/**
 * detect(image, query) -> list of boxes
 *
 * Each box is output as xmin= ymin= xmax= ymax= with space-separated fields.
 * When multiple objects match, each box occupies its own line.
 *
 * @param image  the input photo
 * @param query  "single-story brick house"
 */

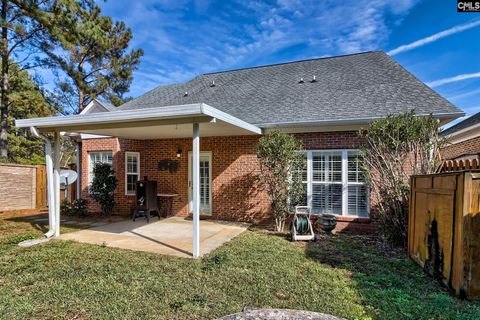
xmin=441 ymin=111 xmax=480 ymax=161
xmin=16 ymin=51 xmax=463 ymax=257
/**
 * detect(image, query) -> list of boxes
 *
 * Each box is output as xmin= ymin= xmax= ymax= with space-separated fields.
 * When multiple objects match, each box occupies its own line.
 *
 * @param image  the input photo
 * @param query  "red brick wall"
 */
xmin=441 ymin=136 xmax=480 ymax=160
xmin=143 ymin=136 xmax=270 ymax=223
xmin=80 ymin=138 xmax=146 ymax=214
xmin=294 ymin=131 xmax=363 ymax=149
xmin=80 ymin=131 xmax=372 ymax=231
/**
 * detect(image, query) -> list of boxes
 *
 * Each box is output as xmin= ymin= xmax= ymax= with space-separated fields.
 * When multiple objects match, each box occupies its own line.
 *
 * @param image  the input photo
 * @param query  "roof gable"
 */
xmin=80 ymin=99 xmax=116 ymax=115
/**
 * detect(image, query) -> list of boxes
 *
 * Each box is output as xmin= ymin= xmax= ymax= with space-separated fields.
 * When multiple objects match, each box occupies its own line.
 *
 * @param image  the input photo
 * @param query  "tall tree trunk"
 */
xmin=78 ymin=89 xmax=84 ymax=113
xmin=0 ymin=0 xmax=9 ymax=158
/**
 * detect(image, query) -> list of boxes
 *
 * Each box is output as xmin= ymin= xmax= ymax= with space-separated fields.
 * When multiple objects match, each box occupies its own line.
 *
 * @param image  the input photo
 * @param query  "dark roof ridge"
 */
xmin=202 ymin=51 xmax=383 ymax=76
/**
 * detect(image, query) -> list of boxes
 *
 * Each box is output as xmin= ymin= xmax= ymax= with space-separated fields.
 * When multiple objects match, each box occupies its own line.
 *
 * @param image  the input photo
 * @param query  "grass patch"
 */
xmin=0 ymin=214 xmax=479 ymax=319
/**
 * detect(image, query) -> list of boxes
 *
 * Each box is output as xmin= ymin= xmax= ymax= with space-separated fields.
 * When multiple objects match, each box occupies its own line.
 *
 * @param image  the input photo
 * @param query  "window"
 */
xmin=88 ymin=151 xmax=113 ymax=187
xmin=302 ymin=150 xmax=369 ymax=217
xmin=125 ymin=152 xmax=140 ymax=195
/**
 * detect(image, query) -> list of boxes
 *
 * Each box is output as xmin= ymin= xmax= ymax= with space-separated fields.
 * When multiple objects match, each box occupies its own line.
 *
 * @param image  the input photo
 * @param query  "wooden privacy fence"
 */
xmin=438 ymin=158 xmax=480 ymax=173
xmin=0 ymin=163 xmax=78 ymax=213
xmin=0 ymin=163 xmax=47 ymax=211
xmin=36 ymin=165 xmax=47 ymax=208
xmin=409 ymin=171 xmax=480 ymax=300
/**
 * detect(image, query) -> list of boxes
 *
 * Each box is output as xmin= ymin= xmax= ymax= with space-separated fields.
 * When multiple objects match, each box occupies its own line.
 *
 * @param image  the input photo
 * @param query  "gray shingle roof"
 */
xmin=118 ymin=51 xmax=463 ymax=127
xmin=441 ymin=111 xmax=480 ymax=136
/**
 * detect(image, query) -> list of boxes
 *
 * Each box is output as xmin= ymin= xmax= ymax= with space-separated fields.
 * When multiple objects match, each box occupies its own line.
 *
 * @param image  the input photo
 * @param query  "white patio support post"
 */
xmin=192 ymin=123 xmax=200 ymax=258
xmin=53 ymin=132 xmax=61 ymax=237
xmin=44 ymin=141 xmax=55 ymax=237
xmin=31 ymin=127 xmax=56 ymax=238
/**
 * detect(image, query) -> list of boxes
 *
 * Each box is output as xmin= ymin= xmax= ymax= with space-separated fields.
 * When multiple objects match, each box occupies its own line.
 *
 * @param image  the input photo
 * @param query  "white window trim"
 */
xmin=88 ymin=151 xmax=113 ymax=192
xmin=304 ymin=149 xmax=370 ymax=218
xmin=125 ymin=151 xmax=140 ymax=196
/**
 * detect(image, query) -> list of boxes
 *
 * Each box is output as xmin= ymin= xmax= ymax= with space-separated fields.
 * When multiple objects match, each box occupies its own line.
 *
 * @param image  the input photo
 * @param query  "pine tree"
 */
xmin=34 ymin=0 xmax=143 ymax=113
xmin=1 ymin=0 xmax=47 ymax=158
xmin=4 ymin=61 xmax=54 ymax=164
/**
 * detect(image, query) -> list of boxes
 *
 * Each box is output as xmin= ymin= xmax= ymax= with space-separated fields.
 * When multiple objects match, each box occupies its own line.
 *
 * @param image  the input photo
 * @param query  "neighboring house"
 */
xmin=17 ymin=51 xmax=464 ymax=237
xmin=441 ymin=111 xmax=480 ymax=161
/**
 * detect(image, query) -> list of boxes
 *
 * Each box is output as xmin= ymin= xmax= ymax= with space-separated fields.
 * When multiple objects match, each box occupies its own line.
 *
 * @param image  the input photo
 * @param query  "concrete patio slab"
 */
xmin=59 ymin=216 xmax=248 ymax=258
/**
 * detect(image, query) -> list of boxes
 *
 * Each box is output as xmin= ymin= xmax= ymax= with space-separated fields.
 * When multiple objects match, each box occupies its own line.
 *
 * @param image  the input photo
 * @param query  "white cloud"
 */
xmin=388 ymin=19 xmax=480 ymax=56
xmin=427 ymin=72 xmax=480 ymax=88
xmin=99 ymin=0 xmax=420 ymax=96
xmin=448 ymin=87 xmax=480 ymax=102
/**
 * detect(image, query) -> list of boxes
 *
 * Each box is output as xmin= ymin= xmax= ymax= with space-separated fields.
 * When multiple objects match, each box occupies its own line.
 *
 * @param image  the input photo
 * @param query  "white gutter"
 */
xmin=15 ymin=103 xmax=262 ymax=135
xmin=442 ymin=122 xmax=480 ymax=141
xmin=30 ymin=127 xmax=56 ymax=238
xmin=16 ymin=104 xmax=205 ymax=128
xmin=254 ymin=111 xmax=465 ymax=128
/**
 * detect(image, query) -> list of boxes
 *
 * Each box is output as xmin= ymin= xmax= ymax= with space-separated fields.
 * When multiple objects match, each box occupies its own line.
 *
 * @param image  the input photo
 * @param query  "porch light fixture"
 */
xmin=176 ymin=148 xmax=182 ymax=158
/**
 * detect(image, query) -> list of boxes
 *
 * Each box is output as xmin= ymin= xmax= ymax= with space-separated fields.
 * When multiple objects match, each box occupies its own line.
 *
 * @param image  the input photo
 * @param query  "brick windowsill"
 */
xmin=334 ymin=216 xmax=371 ymax=223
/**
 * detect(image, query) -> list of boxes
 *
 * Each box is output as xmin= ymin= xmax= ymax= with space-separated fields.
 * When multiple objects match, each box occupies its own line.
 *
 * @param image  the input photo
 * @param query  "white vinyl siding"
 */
xmin=88 ymin=151 xmax=113 ymax=187
xmin=302 ymin=150 xmax=369 ymax=217
xmin=125 ymin=152 xmax=140 ymax=195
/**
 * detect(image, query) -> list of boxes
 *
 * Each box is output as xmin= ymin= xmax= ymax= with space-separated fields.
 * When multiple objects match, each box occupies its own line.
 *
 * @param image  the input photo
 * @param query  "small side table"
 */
xmin=157 ymin=193 xmax=179 ymax=217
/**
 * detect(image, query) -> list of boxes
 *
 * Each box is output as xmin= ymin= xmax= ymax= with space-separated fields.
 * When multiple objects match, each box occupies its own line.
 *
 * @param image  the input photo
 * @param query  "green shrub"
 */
xmin=360 ymin=111 xmax=445 ymax=246
xmin=90 ymin=163 xmax=118 ymax=216
xmin=257 ymin=130 xmax=305 ymax=232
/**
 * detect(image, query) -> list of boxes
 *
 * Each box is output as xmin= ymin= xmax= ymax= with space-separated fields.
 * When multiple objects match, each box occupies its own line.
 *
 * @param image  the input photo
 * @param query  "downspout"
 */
xmin=53 ymin=131 xmax=61 ymax=237
xmin=30 ymin=127 xmax=56 ymax=238
xmin=72 ymin=139 xmax=81 ymax=200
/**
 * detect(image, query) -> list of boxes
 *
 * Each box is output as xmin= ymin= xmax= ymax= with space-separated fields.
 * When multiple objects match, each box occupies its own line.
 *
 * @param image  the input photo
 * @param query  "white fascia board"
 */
xmin=255 ymin=111 xmax=465 ymax=128
xmin=16 ymin=104 xmax=205 ymax=129
xmin=201 ymin=103 xmax=262 ymax=134
xmin=445 ymin=123 xmax=480 ymax=144
xmin=444 ymin=122 xmax=480 ymax=139
xmin=16 ymin=102 xmax=262 ymax=135
xmin=79 ymin=100 xmax=97 ymax=115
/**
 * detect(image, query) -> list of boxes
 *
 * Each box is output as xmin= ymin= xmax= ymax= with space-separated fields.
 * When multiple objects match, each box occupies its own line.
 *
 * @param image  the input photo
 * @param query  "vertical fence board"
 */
xmin=409 ymin=171 xmax=480 ymax=300
xmin=35 ymin=165 xmax=47 ymax=209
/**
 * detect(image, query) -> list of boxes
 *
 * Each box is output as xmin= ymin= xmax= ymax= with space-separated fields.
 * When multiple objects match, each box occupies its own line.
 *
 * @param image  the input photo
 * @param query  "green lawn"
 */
xmin=0 ymin=215 xmax=479 ymax=319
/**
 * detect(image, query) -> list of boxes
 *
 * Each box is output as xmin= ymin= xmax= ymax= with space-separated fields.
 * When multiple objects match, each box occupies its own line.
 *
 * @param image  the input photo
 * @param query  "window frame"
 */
xmin=303 ymin=149 xmax=370 ymax=218
xmin=88 ymin=151 xmax=113 ymax=191
xmin=125 ymin=151 xmax=140 ymax=196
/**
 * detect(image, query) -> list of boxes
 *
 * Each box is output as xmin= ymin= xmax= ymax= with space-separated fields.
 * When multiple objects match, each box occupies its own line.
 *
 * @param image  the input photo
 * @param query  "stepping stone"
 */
xmin=218 ymin=308 xmax=344 ymax=320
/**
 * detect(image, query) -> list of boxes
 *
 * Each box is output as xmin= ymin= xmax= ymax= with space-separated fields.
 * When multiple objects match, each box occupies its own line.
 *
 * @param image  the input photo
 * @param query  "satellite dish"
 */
xmin=60 ymin=170 xmax=78 ymax=187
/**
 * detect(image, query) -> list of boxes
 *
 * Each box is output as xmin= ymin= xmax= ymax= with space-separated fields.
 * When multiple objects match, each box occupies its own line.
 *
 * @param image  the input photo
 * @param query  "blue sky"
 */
xmin=97 ymin=0 xmax=480 ymax=127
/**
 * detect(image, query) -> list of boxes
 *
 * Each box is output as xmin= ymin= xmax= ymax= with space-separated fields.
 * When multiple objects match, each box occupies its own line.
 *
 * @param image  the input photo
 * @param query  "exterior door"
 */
xmin=188 ymin=152 xmax=212 ymax=214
